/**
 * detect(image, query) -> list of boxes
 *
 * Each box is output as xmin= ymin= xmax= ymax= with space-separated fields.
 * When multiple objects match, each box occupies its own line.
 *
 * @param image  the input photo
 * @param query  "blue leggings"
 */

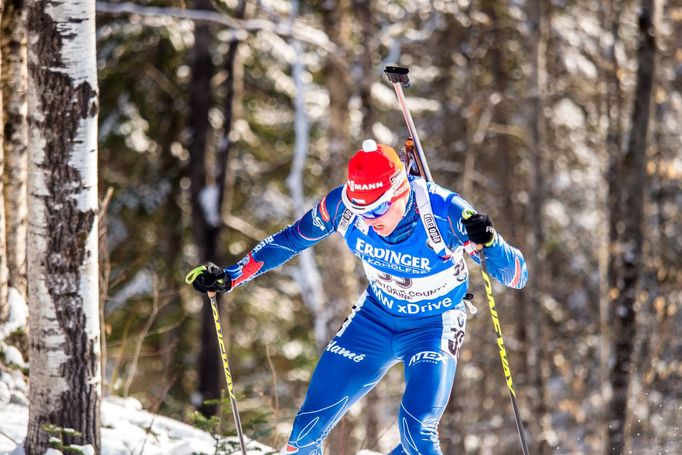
xmin=285 ymin=292 xmax=467 ymax=454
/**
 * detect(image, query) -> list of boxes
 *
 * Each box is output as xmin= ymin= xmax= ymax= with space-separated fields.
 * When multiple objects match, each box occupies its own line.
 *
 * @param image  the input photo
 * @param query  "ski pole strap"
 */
xmin=185 ymin=265 xmax=207 ymax=284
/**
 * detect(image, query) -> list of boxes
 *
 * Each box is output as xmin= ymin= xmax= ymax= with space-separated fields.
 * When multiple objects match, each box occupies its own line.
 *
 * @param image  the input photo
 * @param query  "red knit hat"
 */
xmin=345 ymin=139 xmax=407 ymax=206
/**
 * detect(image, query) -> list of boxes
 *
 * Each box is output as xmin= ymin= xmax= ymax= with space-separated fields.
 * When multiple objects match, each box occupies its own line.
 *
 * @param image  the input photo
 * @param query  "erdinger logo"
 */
xmin=348 ymin=180 xmax=384 ymax=191
xmin=356 ymin=239 xmax=430 ymax=270
xmin=423 ymin=213 xmax=443 ymax=244
xmin=409 ymin=351 xmax=447 ymax=366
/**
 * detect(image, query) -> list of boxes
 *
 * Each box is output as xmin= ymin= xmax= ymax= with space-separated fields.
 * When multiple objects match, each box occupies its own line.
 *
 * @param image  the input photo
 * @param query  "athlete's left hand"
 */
xmin=462 ymin=213 xmax=496 ymax=247
xmin=185 ymin=262 xmax=232 ymax=294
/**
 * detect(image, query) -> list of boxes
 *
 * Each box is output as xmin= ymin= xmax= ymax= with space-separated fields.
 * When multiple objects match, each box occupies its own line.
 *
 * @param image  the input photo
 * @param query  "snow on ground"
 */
xmin=0 ymin=288 xmax=30 ymax=411
xmin=0 ymin=396 xmax=277 ymax=455
xmin=0 ymin=288 xmax=28 ymax=342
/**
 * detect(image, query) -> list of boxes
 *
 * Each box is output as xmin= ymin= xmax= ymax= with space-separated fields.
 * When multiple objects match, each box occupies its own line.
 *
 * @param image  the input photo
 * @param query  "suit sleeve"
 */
xmin=225 ymin=186 xmax=346 ymax=289
xmin=443 ymin=192 xmax=528 ymax=290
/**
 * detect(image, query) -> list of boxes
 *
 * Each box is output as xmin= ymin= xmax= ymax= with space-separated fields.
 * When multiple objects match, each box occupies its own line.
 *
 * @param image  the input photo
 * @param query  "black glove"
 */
xmin=186 ymin=262 xmax=231 ymax=294
xmin=462 ymin=213 xmax=496 ymax=247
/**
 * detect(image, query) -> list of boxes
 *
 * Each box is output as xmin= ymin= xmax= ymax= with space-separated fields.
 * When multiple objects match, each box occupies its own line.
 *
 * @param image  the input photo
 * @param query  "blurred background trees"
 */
xmin=1 ymin=0 xmax=680 ymax=453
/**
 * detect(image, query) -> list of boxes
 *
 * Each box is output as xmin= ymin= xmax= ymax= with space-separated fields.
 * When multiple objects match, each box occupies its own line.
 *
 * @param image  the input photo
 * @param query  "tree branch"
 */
xmin=95 ymin=1 xmax=336 ymax=53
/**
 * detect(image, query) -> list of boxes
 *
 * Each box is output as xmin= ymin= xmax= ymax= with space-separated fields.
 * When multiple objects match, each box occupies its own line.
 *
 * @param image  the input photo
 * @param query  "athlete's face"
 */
xmin=363 ymin=192 xmax=409 ymax=237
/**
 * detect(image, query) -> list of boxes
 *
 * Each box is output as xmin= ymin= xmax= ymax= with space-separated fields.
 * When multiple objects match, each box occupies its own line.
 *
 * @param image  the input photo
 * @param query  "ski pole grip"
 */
xmin=384 ymin=66 xmax=410 ymax=87
xmin=461 ymin=209 xmax=484 ymax=251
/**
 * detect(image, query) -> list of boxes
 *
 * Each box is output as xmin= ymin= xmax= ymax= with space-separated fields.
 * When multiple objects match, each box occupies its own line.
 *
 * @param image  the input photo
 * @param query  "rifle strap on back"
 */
xmin=412 ymin=178 xmax=455 ymax=260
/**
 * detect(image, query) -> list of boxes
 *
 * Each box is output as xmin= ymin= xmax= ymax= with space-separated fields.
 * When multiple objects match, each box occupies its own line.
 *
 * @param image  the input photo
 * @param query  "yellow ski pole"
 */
xmin=463 ymin=210 xmax=530 ymax=455
xmin=186 ymin=268 xmax=248 ymax=455
xmin=208 ymin=291 xmax=248 ymax=455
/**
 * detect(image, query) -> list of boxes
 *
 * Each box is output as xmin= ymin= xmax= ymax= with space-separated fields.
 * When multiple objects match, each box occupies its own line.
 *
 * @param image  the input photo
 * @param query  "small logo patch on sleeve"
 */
xmin=232 ymin=253 xmax=264 ymax=287
xmin=319 ymin=196 xmax=330 ymax=222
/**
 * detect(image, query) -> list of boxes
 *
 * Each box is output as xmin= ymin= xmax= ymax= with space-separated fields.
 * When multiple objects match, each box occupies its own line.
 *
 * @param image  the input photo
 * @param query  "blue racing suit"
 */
xmin=226 ymin=178 xmax=527 ymax=454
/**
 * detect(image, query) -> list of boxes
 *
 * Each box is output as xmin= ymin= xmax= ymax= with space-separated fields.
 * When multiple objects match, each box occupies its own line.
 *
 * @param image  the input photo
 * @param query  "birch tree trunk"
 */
xmin=2 ymin=0 xmax=29 ymax=302
xmin=26 ymin=0 xmax=101 ymax=453
xmin=606 ymin=1 xmax=656 ymax=453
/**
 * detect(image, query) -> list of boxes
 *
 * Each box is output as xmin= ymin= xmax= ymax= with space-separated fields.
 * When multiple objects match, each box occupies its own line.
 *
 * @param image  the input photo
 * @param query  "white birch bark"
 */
xmin=26 ymin=0 xmax=100 ymax=452
xmin=1 ymin=0 xmax=29 ymax=301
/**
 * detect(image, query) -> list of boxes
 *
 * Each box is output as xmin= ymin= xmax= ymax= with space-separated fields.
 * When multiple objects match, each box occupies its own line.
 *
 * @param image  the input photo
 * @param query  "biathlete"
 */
xmin=188 ymin=139 xmax=527 ymax=454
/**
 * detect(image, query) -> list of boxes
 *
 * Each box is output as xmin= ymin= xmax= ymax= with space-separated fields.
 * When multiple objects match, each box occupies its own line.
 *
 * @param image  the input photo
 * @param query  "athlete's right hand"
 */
xmin=185 ymin=262 xmax=232 ymax=294
xmin=462 ymin=211 xmax=496 ymax=247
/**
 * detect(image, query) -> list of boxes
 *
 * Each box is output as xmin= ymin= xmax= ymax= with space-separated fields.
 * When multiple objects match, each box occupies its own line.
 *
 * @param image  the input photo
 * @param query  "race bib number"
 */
xmin=441 ymin=309 xmax=467 ymax=359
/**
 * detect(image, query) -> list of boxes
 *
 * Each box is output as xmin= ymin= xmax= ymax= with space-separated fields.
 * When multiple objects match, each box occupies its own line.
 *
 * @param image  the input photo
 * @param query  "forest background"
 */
xmin=0 ymin=0 xmax=680 ymax=454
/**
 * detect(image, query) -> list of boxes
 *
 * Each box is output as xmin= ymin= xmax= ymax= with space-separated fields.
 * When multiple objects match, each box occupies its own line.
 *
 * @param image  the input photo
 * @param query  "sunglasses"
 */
xmin=359 ymin=200 xmax=393 ymax=219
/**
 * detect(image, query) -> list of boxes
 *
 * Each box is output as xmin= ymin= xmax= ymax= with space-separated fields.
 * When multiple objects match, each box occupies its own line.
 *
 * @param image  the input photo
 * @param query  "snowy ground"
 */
xmin=0 ymin=395 xmax=279 ymax=455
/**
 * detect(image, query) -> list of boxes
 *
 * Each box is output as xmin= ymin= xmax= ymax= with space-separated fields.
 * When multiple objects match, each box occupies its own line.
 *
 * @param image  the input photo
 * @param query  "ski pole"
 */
xmin=463 ymin=213 xmax=530 ymax=455
xmin=384 ymin=65 xmax=531 ymax=455
xmin=186 ymin=265 xmax=248 ymax=455
xmin=206 ymin=291 xmax=248 ymax=455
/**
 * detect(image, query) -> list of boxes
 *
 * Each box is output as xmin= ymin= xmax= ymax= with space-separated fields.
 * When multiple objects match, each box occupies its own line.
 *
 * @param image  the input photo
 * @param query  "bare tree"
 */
xmin=25 ymin=0 xmax=101 ymax=452
xmin=0 ymin=0 xmax=7 ymax=323
xmin=187 ymin=0 xmax=222 ymax=417
xmin=319 ymin=1 xmax=361 ymax=452
xmin=189 ymin=0 xmax=249 ymax=418
xmin=350 ymin=0 xmax=382 ymax=445
xmin=2 ymin=0 xmax=29 ymax=302
xmin=606 ymin=1 xmax=657 ymax=453
xmin=600 ymin=0 xmax=623 ymax=449
xmin=526 ymin=0 xmax=550 ymax=452
xmin=352 ymin=0 xmax=375 ymax=140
